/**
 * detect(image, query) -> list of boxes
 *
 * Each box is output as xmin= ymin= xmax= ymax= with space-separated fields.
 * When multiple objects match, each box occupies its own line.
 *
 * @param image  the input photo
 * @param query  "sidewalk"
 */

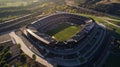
xmin=9 ymin=32 xmax=53 ymax=67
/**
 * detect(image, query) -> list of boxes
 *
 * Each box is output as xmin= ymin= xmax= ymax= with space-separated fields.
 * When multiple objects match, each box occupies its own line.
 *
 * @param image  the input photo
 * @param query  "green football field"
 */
xmin=46 ymin=23 xmax=82 ymax=41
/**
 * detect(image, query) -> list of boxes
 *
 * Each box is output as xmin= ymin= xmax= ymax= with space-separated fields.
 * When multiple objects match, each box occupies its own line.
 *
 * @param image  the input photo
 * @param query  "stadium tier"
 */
xmin=25 ymin=13 xmax=94 ymax=45
xmin=22 ymin=13 xmax=109 ymax=67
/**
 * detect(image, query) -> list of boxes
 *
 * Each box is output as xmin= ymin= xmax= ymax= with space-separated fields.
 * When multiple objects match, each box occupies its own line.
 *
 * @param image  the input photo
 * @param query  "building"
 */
xmin=11 ymin=13 xmax=111 ymax=67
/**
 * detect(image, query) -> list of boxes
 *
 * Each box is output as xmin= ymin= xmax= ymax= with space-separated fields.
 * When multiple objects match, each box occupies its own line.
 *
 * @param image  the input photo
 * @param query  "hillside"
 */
xmin=66 ymin=0 xmax=120 ymax=5
xmin=65 ymin=0 xmax=120 ymax=16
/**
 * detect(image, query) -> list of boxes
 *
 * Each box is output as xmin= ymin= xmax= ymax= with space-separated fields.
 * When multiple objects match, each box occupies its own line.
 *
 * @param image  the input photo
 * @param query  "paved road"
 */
xmin=103 ymin=17 xmax=120 ymax=21
xmin=9 ymin=32 xmax=53 ymax=67
xmin=98 ymin=17 xmax=120 ymax=28
xmin=0 ymin=4 xmax=119 ymax=35
xmin=0 ymin=15 xmax=44 ymax=35
xmin=75 ymin=5 xmax=120 ymax=28
xmin=0 ymin=19 xmax=29 ymax=30
xmin=70 ymin=5 xmax=120 ymax=28
xmin=0 ymin=6 xmax=47 ymax=34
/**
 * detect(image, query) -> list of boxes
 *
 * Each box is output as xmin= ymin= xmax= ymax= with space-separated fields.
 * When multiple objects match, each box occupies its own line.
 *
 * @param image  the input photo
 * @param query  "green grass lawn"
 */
xmin=0 ymin=0 xmax=33 ymax=8
xmin=107 ymin=19 xmax=120 ymax=26
xmin=79 ymin=14 xmax=120 ymax=35
xmin=108 ymin=16 xmax=120 ymax=20
xmin=46 ymin=23 xmax=82 ymax=41
xmin=46 ymin=23 xmax=71 ymax=36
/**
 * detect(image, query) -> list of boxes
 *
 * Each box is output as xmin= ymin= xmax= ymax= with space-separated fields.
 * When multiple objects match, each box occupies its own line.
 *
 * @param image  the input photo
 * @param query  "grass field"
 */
xmin=0 ymin=0 xmax=33 ymax=8
xmin=107 ymin=19 xmax=120 ymax=26
xmin=79 ymin=14 xmax=120 ymax=36
xmin=46 ymin=23 xmax=82 ymax=41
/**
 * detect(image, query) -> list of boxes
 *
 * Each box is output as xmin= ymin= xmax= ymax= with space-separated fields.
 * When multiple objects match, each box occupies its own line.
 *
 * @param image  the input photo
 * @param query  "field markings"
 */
xmin=46 ymin=22 xmax=82 ymax=41
xmin=53 ymin=25 xmax=81 ymax=41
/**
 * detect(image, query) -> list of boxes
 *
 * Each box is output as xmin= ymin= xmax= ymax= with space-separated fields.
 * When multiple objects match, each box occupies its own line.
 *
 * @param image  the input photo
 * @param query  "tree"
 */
xmin=4 ymin=52 xmax=12 ymax=60
xmin=20 ymin=53 xmax=27 ymax=64
xmin=15 ymin=62 xmax=20 ymax=67
xmin=18 ymin=43 xmax=21 ymax=49
xmin=0 ymin=61 xmax=5 ymax=67
xmin=3 ymin=46 xmax=10 ymax=53
xmin=32 ymin=54 xmax=36 ymax=61
xmin=3 ymin=64 xmax=9 ymax=67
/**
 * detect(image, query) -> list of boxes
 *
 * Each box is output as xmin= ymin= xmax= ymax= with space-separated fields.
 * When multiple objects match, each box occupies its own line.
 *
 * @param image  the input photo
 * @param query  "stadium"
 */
xmin=22 ymin=13 xmax=108 ymax=67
